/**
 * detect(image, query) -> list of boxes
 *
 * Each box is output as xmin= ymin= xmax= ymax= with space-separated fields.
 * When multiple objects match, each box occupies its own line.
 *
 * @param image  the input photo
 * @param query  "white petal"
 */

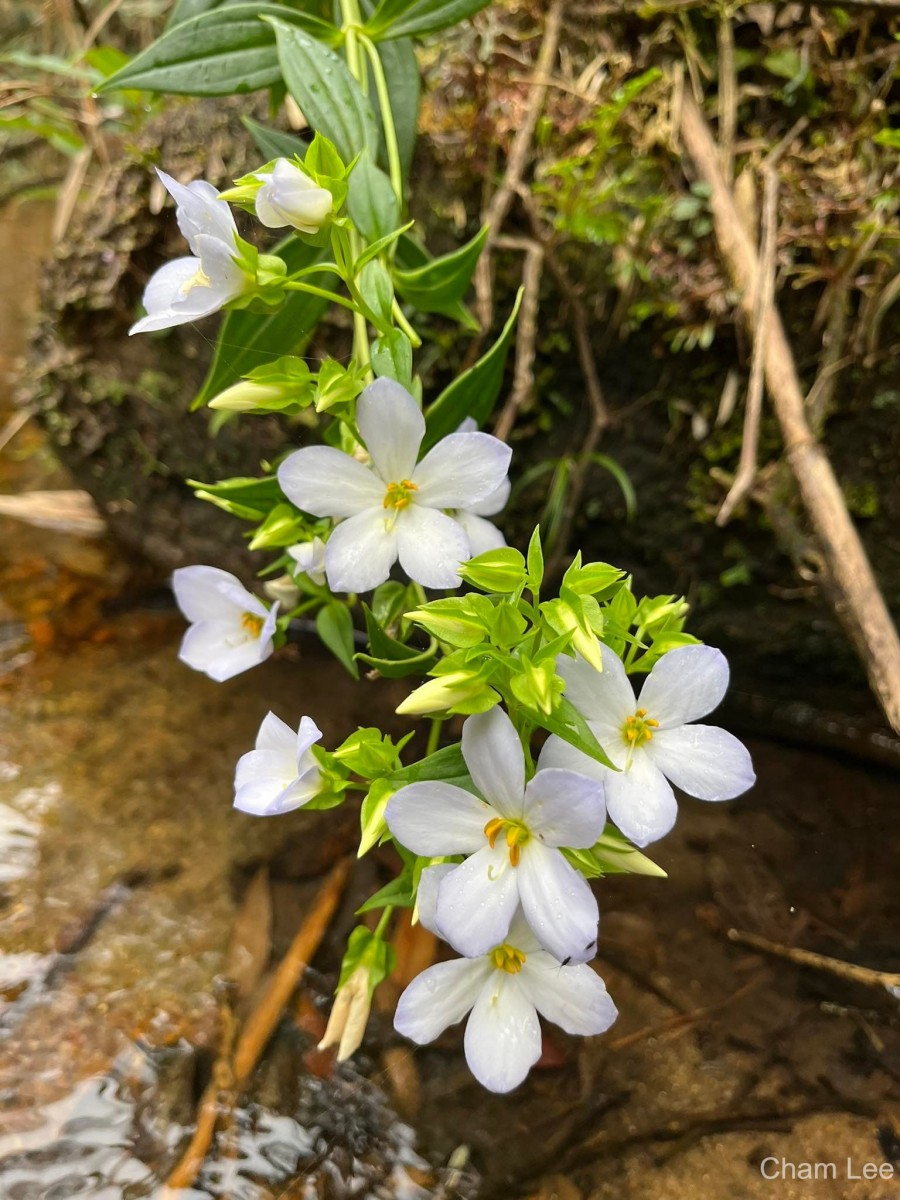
xmin=139 ymin=255 xmax=201 ymax=313
xmin=519 ymin=958 xmax=618 ymax=1036
xmin=468 ymin=477 xmax=511 ymax=518
xmin=412 ymin=433 xmax=511 ymax=509
xmin=463 ymin=973 xmax=541 ymax=1093
xmin=288 ymin=537 xmax=327 ymax=585
xmin=157 ymin=169 xmax=237 ymax=250
xmin=385 ymin=783 xmax=491 ymax=856
xmin=416 ymin=864 xmax=456 ymax=937
xmin=324 ymin=508 xmax=399 ymax=593
xmin=172 ymin=565 xmax=245 ymax=622
xmin=536 ymin=735 xmax=613 ymax=787
xmin=557 ymin=652 xmax=634 ymax=756
xmin=356 ymin=379 xmax=425 ymax=483
xmin=178 ymin=620 xmax=273 ymax=682
xmin=192 ymin=233 xmax=246 ymax=298
xmin=394 ymin=958 xmax=490 ymax=1044
xmin=278 ymin=446 xmax=383 ymax=518
xmin=456 ymin=512 xmax=506 ymax=556
xmin=255 ymin=711 xmax=297 ymax=753
xmin=605 ymin=752 xmax=677 ymax=846
xmin=295 ymin=714 xmax=323 ymax=768
xmin=233 ymin=748 xmax=319 ymax=814
xmin=255 ymin=161 xmax=332 ymax=232
xmin=461 ymin=708 xmax=526 ymax=819
xmin=235 ymin=746 xmax=295 ymax=792
xmin=647 ymin=724 xmax=755 ymax=801
xmin=436 ymin=845 xmax=520 ymax=957
xmin=638 ymin=644 xmax=730 ymax=728
xmin=516 ymin=840 xmax=599 ymax=963
xmin=522 ymin=768 xmax=606 ymax=848
xmin=395 ymin=505 xmax=469 ymax=589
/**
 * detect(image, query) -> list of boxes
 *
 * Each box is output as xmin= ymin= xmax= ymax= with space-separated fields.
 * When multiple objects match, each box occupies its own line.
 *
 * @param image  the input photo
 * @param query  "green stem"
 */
xmin=283 ymin=280 xmax=364 ymax=315
xmin=425 ymin=717 xmax=444 ymax=757
xmin=359 ymin=33 xmax=404 ymax=205
xmin=373 ymin=905 xmax=394 ymax=941
xmin=391 ymin=298 xmax=421 ymax=348
xmin=340 ymin=0 xmax=373 ymax=375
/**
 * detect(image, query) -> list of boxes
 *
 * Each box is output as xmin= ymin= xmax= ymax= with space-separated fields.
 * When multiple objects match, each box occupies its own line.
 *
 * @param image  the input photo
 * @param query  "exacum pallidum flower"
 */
xmin=130 ymin=170 xmax=251 ymax=334
xmin=277 ymin=379 xmax=512 ymax=592
xmin=288 ymin=537 xmax=327 ymax=586
xmin=385 ymin=707 xmax=605 ymax=962
xmin=395 ymin=870 xmax=618 ymax=1093
xmin=172 ymin=565 xmax=278 ymax=682
xmin=539 ymin=644 xmax=756 ymax=847
xmin=233 ymin=711 xmax=323 ymax=816
xmin=255 ymin=158 xmax=333 ymax=233
xmin=452 ymin=479 xmax=510 ymax=556
xmin=318 ymin=965 xmax=373 ymax=1061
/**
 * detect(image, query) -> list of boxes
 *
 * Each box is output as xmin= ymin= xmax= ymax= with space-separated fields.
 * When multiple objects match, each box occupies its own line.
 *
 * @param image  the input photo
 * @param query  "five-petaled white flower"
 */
xmin=539 ymin=644 xmax=755 ymax=847
xmin=130 ymin=170 xmax=250 ymax=335
xmin=277 ymin=379 xmax=512 ymax=593
xmin=450 ymin=418 xmax=508 ymax=553
xmin=172 ymin=565 xmax=279 ymax=682
xmin=234 ymin=711 xmax=323 ymax=816
xmin=395 ymin=868 xmax=618 ymax=1093
xmin=288 ymin=537 xmax=327 ymax=586
xmin=385 ymin=706 xmax=605 ymax=963
xmin=255 ymin=158 xmax=333 ymax=233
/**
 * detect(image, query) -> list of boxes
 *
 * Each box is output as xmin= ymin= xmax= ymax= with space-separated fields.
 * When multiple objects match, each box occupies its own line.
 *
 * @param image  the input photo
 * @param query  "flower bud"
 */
xmin=318 ymin=965 xmax=372 ymax=1061
xmin=207 ymin=379 xmax=291 ymax=412
xmin=255 ymin=159 xmax=333 ymax=233
xmin=396 ymin=670 xmax=492 ymax=716
xmin=457 ymin=547 xmax=526 ymax=594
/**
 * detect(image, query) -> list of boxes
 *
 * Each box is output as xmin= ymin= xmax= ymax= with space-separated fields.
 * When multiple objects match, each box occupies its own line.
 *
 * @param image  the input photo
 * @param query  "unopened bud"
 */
xmin=318 ymin=966 xmax=372 ymax=1061
xmin=255 ymin=159 xmax=333 ymax=233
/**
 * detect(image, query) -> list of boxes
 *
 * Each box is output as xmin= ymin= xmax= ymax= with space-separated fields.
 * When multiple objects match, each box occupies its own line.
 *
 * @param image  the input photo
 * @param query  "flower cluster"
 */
xmin=138 ymin=144 xmax=756 ymax=1095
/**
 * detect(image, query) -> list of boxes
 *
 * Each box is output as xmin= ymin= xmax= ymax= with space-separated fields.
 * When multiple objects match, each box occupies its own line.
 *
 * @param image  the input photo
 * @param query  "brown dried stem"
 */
xmin=728 ymin=928 xmax=900 ymax=992
xmin=492 ymin=235 xmax=544 ymax=442
xmin=681 ymin=90 xmax=900 ymax=734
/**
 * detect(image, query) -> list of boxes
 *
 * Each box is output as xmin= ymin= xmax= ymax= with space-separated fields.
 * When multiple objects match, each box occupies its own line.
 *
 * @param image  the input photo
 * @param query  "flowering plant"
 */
xmin=104 ymin=0 xmax=755 ymax=1093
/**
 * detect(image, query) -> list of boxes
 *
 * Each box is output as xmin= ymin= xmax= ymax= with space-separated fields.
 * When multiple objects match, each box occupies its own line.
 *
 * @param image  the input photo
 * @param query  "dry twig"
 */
xmin=492 ymin=235 xmax=544 ymax=442
xmin=728 ymin=928 xmax=900 ymax=993
xmin=681 ymin=91 xmax=900 ymax=733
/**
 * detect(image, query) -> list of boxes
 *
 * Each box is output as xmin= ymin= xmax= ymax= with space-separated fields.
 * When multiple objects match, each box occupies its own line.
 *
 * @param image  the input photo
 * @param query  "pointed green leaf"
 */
xmin=365 ymin=0 xmax=492 ymax=40
xmin=242 ymin=116 xmax=308 ymax=160
xmin=317 ymin=603 xmax=360 ymax=678
xmin=394 ymin=224 xmax=487 ymax=313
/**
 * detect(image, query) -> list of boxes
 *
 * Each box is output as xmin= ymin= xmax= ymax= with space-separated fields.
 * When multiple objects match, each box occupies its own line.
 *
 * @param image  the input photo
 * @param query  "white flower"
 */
xmin=288 ymin=537 xmax=327 ymax=586
xmin=385 ymin=707 xmax=605 ymax=962
xmin=453 ymin=478 xmax=510 ymax=555
xmin=172 ymin=565 xmax=279 ymax=682
xmin=539 ymin=644 xmax=756 ymax=848
xmin=234 ymin=711 xmax=322 ymax=815
xmin=277 ymin=379 xmax=512 ymax=592
xmin=255 ymin=158 xmax=333 ymax=233
xmin=130 ymin=170 xmax=250 ymax=335
xmin=318 ymin=965 xmax=373 ymax=1061
xmin=395 ymin=874 xmax=617 ymax=1093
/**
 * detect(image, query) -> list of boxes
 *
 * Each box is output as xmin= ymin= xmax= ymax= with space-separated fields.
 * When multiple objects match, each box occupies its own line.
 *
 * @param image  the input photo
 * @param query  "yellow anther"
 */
xmin=483 ymin=816 xmax=529 ymax=866
xmin=484 ymin=816 xmax=505 ymax=848
xmin=241 ymin=611 xmax=265 ymax=638
xmin=622 ymin=708 xmax=660 ymax=748
xmin=490 ymin=944 xmax=527 ymax=974
xmin=383 ymin=479 xmax=418 ymax=510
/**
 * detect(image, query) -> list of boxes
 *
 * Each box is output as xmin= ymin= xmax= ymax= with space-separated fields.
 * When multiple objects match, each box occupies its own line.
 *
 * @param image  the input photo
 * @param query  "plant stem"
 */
xmin=339 ymin=0 xmax=373 ymax=374
xmin=391 ymin=297 xmax=421 ymax=347
xmin=359 ymin=33 xmax=404 ymax=205
xmin=373 ymin=905 xmax=394 ymax=941
xmin=283 ymin=280 xmax=364 ymax=316
xmin=425 ymin=717 xmax=444 ymax=757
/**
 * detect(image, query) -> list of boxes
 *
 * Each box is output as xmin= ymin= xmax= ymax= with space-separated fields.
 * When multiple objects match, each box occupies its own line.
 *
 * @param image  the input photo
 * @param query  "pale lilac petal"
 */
xmin=456 ymin=512 xmax=506 ymax=556
xmin=516 ymin=840 xmax=599 ymax=963
xmin=394 ymin=958 xmax=490 ymax=1044
xmin=234 ymin=747 xmax=294 ymax=793
xmin=412 ymin=433 xmax=511 ymax=509
xmin=386 ymin=783 xmax=491 ymax=856
xmin=178 ymin=619 xmax=273 ymax=681
xmin=605 ymin=752 xmax=677 ymax=846
xmin=519 ymin=958 xmax=618 ymax=1036
xmin=463 ymin=974 xmax=541 ymax=1093
xmin=172 ymin=565 xmax=245 ymax=622
xmin=436 ymin=845 xmax=520 ymax=957
xmin=461 ymin=708 xmax=526 ymax=819
xmin=255 ymin=711 xmax=296 ymax=753
xmin=638 ymin=645 xmax=729 ymax=728
xmin=234 ymin=767 xmax=319 ymax=816
xmin=468 ymin=477 xmax=510 ymax=518
xmin=278 ymin=446 xmax=384 ymax=518
xmin=295 ymin=714 xmax=323 ymax=767
xmin=324 ymin=508 xmax=398 ymax=593
xmin=506 ymin=909 xmax=543 ymax=955
xmin=522 ymin=768 xmax=606 ymax=848
xmin=357 ymin=379 xmax=425 ymax=483
xmin=557 ymin=652 xmax=633 ymax=755
xmin=416 ymin=864 xmax=456 ymax=936
xmin=395 ymin=505 xmax=469 ymax=589
xmin=647 ymin=724 xmax=755 ymax=801
xmin=536 ymin=735 xmax=613 ymax=786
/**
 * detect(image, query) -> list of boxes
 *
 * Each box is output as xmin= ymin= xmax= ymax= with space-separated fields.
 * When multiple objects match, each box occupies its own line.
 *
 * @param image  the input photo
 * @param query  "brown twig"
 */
xmin=606 ymin=974 xmax=766 ymax=1053
xmin=716 ymin=13 xmax=737 ymax=182
xmin=473 ymin=0 xmax=565 ymax=339
xmin=161 ymin=857 xmax=352 ymax=1193
xmin=492 ymin=235 xmax=544 ymax=442
xmin=681 ymin=91 xmax=900 ymax=734
xmin=728 ymin=928 xmax=900 ymax=993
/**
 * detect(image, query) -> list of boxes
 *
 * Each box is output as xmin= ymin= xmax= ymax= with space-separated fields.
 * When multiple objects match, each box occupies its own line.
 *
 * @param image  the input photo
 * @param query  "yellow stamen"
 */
xmin=622 ymin=707 xmax=660 ymax=748
xmin=383 ymin=479 xmax=418 ymax=510
xmin=484 ymin=816 xmax=505 ymax=848
xmin=490 ymin=944 xmax=527 ymax=974
xmin=180 ymin=264 xmax=211 ymax=296
xmin=483 ymin=816 xmax=529 ymax=866
xmin=241 ymin=611 xmax=264 ymax=638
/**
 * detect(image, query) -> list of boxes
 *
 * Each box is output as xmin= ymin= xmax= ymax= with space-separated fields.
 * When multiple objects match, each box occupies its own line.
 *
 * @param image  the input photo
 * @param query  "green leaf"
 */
xmin=347 ymin=150 xmax=400 ymax=241
xmin=165 ymin=0 xmax=242 ymax=30
xmin=357 ymin=873 xmax=416 ymax=913
xmin=266 ymin=16 xmax=378 ymax=162
xmin=359 ymin=260 xmax=395 ymax=326
xmin=242 ymin=115 xmax=308 ymax=160
xmin=422 ymin=287 xmax=523 ymax=449
xmin=387 ymin=742 xmax=468 ymax=786
xmin=365 ymin=0 xmax=492 ymax=40
xmin=316 ymin=603 xmax=360 ymax=678
xmin=361 ymin=603 xmax=425 ymax=663
xmin=395 ymin=233 xmax=476 ymax=328
xmin=529 ymin=696 xmax=617 ymax=770
xmin=371 ymin=329 xmax=412 ymax=386
xmin=394 ymin=224 xmax=487 ymax=313
xmin=99 ymin=5 xmax=333 ymax=96
xmin=193 ymin=237 xmax=330 ymax=408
